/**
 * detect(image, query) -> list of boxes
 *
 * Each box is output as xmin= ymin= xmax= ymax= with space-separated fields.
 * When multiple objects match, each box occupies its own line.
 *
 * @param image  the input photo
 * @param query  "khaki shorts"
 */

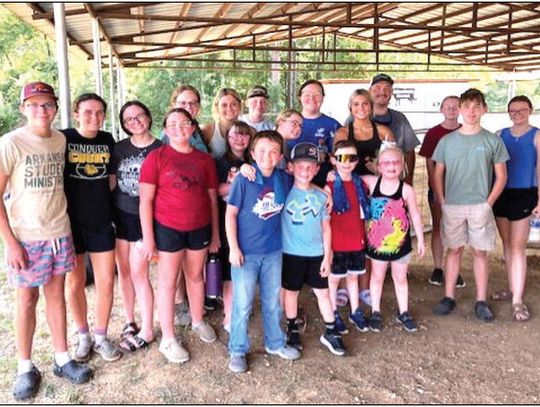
xmin=441 ymin=202 xmax=496 ymax=251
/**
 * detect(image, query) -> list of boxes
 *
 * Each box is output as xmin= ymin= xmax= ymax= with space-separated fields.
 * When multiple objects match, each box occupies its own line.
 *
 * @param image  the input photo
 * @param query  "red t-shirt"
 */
xmin=140 ymin=145 xmax=218 ymax=231
xmin=419 ymin=123 xmax=461 ymax=158
xmin=327 ymin=180 xmax=366 ymax=252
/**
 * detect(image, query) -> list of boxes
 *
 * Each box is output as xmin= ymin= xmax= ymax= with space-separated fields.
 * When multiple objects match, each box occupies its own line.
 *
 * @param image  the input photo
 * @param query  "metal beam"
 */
xmin=53 ymin=3 xmax=71 ymax=129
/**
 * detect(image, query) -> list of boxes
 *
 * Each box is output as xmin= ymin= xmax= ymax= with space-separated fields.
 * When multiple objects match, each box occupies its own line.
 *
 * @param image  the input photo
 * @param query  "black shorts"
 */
xmin=493 ymin=188 xmax=537 ymax=221
xmin=427 ymin=188 xmax=435 ymax=203
xmin=282 ymin=253 xmax=328 ymax=291
xmin=113 ymin=208 xmax=142 ymax=242
xmin=154 ymin=221 xmax=211 ymax=252
xmin=331 ymin=250 xmax=366 ymax=277
xmin=71 ymin=222 xmax=116 ymax=255
xmin=218 ymin=246 xmax=232 ymax=282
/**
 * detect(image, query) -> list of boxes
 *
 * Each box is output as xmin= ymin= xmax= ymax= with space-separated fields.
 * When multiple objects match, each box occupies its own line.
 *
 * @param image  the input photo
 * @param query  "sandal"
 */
xmin=119 ymin=335 xmax=151 ymax=352
xmin=491 ymin=288 xmax=512 ymax=301
xmin=120 ymin=322 xmax=140 ymax=340
xmin=512 ymin=303 xmax=530 ymax=322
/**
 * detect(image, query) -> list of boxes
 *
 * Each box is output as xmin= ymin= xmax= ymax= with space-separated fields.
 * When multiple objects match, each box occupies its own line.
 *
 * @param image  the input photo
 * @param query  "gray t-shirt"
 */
xmin=345 ymin=109 xmax=419 ymax=152
xmin=111 ymin=137 xmax=163 ymax=214
xmin=432 ymin=128 xmax=509 ymax=205
xmin=239 ymin=114 xmax=274 ymax=132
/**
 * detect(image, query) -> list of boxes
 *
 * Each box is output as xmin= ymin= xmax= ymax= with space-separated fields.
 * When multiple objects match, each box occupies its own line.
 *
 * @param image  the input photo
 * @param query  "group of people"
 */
xmin=1 ymin=73 xmax=538 ymax=400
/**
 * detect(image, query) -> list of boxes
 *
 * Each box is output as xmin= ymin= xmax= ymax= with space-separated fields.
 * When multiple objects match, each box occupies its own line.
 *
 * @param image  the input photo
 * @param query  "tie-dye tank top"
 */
xmin=366 ymin=177 xmax=412 ymax=261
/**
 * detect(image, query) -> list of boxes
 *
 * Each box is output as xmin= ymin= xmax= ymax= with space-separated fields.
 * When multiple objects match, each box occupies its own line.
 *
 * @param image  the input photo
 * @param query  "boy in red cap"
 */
xmin=0 ymin=82 xmax=92 ymax=401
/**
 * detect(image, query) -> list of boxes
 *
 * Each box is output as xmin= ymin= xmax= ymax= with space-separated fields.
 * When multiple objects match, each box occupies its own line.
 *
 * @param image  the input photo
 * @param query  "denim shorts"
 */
xmin=331 ymin=250 xmax=366 ymax=277
xmin=8 ymin=235 xmax=76 ymax=288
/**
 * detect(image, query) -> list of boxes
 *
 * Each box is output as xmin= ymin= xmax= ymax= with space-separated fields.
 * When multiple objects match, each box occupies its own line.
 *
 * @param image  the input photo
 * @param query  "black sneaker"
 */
xmin=433 ymin=297 xmax=456 ymax=315
xmin=334 ymin=311 xmax=349 ymax=335
xmin=12 ymin=366 xmax=41 ymax=401
xmin=286 ymin=327 xmax=303 ymax=350
xmin=474 ymin=301 xmax=494 ymax=322
xmin=368 ymin=311 xmax=383 ymax=333
xmin=428 ymin=268 xmax=444 ymax=286
xmin=348 ymin=308 xmax=369 ymax=332
xmin=320 ymin=333 xmax=346 ymax=356
xmin=456 ymin=275 xmax=466 ymax=288
xmin=396 ymin=311 xmax=418 ymax=332
xmin=53 ymin=360 xmax=93 ymax=384
xmin=204 ymin=297 xmax=219 ymax=311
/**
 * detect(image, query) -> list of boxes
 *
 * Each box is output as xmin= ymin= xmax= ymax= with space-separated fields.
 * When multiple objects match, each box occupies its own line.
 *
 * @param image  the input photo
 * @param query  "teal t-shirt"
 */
xmin=281 ymin=186 xmax=329 ymax=257
xmin=432 ymin=128 xmax=509 ymax=205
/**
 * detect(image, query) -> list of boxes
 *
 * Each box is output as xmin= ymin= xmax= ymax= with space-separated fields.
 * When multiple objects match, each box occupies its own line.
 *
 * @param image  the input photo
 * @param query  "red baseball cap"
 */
xmin=21 ymin=81 xmax=58 ymax=103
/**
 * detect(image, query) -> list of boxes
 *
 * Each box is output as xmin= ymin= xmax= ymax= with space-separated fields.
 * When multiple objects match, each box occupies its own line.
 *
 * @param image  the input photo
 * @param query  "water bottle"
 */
xmin=529 ymin=215 xmax=540 ymax=242
xmin=205 ymin=253 xmax=222 ymax=298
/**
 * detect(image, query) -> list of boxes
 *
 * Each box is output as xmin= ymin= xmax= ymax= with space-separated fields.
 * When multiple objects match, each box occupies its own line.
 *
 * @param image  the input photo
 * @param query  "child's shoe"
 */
xmin=396 ymin=311 xmax=418 ymax=332
xmin=320 ymin=332 xmax=346 ymax=356
xmin=368 ymin=311 xmax=383 ymax=333
xmin=428 ymin=268 xmax=444 ymax=286
xmin=334 ymin=311 xmax=349 ymax=335
xmin=433 ymin=297 xmax=456 ymax=315
xmin=286 ymin=326 xmax=303 ymax=350
xmin=348 ymin=308 xmax=369 ymax=332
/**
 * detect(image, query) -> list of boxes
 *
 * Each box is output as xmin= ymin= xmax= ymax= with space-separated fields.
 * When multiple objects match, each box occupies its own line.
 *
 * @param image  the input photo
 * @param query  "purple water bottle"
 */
xmin=205 ymin=253 xmax=222 ymax=298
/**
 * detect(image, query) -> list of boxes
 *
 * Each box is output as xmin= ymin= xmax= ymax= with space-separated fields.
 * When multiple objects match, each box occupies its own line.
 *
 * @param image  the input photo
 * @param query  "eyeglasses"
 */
xmin=301 ymin=92 xmax=323 ymax=99
xmin=176 ymin=101 xmax=199 ymax=108
xmin=228 ymin=132 xmax=250 ymax=139
xmin=166 ymin=120 xmax=193 ymax=129
xmin=334 ymin=154 xmax=359 ymax=163
xmin=508 ymin=108 xmax=529 ymax=115
xmin=379 ymin=159 xmax=401 ymax=167
xmin=25 ymin=102 xmax=57 ymax=111
xmin=284 ymin=119 xmax=302 ymax=128
xmin=123 ymin=113 xmax=147 ymax=125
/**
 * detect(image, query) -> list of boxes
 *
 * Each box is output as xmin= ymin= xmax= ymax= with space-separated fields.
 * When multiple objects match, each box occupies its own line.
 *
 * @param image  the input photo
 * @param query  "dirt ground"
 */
xmin=1 ymin=242 xmax=540 ymax=404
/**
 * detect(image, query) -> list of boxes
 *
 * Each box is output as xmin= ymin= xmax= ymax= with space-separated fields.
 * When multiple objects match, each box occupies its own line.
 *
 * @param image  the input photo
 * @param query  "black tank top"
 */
xmin=347 ymin=121 xmax=382 ymax=175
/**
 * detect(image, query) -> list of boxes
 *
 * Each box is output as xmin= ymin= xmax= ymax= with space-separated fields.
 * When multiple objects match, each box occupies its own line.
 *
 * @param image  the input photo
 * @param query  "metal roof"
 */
xmin=5 ymin=2 xmax=540 ymax=72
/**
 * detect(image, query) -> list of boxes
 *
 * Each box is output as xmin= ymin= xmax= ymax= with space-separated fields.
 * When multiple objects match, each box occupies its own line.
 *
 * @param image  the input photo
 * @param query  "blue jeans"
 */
xmin=229 ymin=250 xmax=285 ymax=356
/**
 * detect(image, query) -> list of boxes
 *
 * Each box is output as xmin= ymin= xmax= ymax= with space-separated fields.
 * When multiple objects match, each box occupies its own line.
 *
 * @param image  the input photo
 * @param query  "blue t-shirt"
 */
xmin=227 ymin=169 xmax=291 ymax=255
xmin=288 ymin=114 xmax=341 ymax=154
xmin=282 ymin=187 xmax=329 ymax=257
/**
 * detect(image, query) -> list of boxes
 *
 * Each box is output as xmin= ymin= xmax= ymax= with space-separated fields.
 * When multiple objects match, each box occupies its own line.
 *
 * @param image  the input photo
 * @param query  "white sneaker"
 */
xmin=264 ymin=345 xmax=301 ymax=360
xmin=192 ymin=320 xmax=217 ymax=343
xmin=159 ymin=339 xmax=190 ymax=364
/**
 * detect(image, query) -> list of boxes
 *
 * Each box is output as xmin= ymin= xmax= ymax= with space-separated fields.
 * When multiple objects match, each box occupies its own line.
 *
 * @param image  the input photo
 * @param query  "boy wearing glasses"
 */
xmin=432 ymin=88 xmax=509 ymax=322
xmin=0 ymin=82 xmax=92 ymax=401
xmin=324 ymin=140 xmax=371 ymax=335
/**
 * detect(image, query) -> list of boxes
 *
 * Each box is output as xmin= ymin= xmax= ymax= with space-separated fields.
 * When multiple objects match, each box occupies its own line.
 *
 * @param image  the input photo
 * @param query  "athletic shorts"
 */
xmin=282 ymin=253 xmax=328 ymax=291
xmin=154 ymin=221 xmax=210 ymax=252
xmin=427 ymin=188 xmax=435 ymax=203
xmin=493 ymin=188 xmax=537 ymax=221
xmin=113 ymin=208 xmax=142 ymax=242
xmin=218 ymin=246 xmax=232 ymax=282
xmin=331 ymin=250 xmax=366 ymax=278
xmin=8 ymin=235 xmax=76 ymax=288
xmin=441 ymin=202 xmax=496 ymax=251
xmin=71 ymin=222 xmax=116 ymax=254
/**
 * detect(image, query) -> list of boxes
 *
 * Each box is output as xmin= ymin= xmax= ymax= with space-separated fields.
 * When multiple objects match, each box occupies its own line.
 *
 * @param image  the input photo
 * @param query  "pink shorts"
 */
xmin=7 ymin=236 xmax=76 ymax=288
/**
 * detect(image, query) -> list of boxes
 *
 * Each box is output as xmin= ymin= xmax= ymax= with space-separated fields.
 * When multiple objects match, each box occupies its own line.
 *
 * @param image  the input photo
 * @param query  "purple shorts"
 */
xmin=7 ymin=236 xmax=76 ymax=288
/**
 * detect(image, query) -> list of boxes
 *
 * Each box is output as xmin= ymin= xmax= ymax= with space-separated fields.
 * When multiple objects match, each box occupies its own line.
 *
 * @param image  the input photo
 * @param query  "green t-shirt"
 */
xmin=432 ymin=128 xmax=509 ymax=205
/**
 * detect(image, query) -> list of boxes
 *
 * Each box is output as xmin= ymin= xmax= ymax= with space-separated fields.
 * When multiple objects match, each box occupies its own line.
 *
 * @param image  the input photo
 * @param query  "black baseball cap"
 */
xmin=371 ymin=73 xmax=394 ymax=86
xmin=290 ymin=142 xmax=319 ymax=162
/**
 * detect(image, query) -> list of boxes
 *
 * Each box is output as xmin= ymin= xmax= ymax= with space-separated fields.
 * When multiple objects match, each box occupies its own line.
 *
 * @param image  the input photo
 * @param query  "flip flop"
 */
xmin=512 ymin=303 xmax=530 ymax=322
xmin=491 ymin=288 xmax=512 ymax=301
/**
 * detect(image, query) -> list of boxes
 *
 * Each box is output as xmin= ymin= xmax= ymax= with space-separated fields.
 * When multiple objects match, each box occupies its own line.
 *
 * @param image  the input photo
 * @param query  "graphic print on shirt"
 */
xmin=67 ymin=143 xmax=111 ymax=179
xmin=165 ymin=161 xmax=201 ymax=190
xmin=117 ymin=154 xmax=144 ymax=197
xmin=252 ymin=186 xmax=284 ymax=220
xmin=368 ymin=196 xmax=409 ymax=255
xmin=286 ymin=193 xmax=323 ymax=223
xmin=24 ymin=152 xmax=64 ymax=189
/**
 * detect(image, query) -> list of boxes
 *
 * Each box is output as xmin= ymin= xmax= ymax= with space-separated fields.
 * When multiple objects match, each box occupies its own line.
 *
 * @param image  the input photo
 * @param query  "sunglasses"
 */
xmin=334 ymin=154 xmax=359 ymax=163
